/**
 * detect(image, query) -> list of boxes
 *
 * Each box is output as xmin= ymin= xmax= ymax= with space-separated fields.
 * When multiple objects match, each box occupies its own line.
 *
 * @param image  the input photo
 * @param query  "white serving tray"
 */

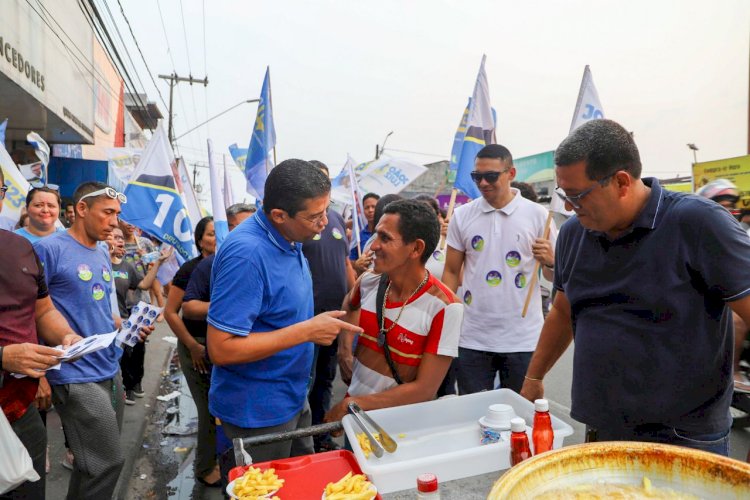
xmin=342 ymin=389 xmax=574 ymax=494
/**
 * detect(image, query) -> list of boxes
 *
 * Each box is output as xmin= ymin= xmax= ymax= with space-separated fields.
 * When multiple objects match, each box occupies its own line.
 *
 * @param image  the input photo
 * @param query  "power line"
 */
xmin=202 ymin=0 xmax=210 ymax=137
xmin=96 ymin=0 xmax=155 ymax=119
xmin=80 ymin=0 xmax=152 ymax=122
xmin=383 ymin=147 xmax=447 ymax=159
xmin=178 ymin=0 xmax=202 ymax=147
xmin=32 ymin=0 xmax=122 ymax=105
xmin=114 ymin=0 xmax=169 ymax=111
xmin=24 ymin=0 xmax=121 ymax=129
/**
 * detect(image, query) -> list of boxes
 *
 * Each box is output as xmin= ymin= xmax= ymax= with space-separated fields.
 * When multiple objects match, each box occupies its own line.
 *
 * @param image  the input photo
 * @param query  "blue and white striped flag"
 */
xmin=244 ymin=67 xmax=276 ymax=200
xmin=452 ymin=55 xmax=496 ymax=199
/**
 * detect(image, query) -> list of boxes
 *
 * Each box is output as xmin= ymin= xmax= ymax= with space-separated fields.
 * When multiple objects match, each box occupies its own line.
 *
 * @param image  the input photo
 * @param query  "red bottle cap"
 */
xmin=417 ymin=473 xmax=438 ymax=492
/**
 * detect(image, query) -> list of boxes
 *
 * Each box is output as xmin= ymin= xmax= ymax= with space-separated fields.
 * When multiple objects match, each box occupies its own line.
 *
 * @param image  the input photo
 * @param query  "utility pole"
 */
xmin=157 ymin=73 xmax=209 ymax=148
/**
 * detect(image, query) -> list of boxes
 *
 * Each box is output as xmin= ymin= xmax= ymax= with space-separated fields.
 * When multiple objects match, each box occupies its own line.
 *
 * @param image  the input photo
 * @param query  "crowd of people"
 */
xmin=2 ymin=117 xmax=750 ymax=498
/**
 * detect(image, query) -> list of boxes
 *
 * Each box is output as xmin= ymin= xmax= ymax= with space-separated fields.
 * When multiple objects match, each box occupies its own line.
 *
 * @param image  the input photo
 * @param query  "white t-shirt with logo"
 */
xmin=446 ymin=190 xmax=557 ymax=353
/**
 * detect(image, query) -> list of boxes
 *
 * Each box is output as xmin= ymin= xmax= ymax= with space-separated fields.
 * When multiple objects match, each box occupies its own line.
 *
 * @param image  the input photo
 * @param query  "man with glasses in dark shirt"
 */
xmin=521 ymin=119 xmax=750 ymax=456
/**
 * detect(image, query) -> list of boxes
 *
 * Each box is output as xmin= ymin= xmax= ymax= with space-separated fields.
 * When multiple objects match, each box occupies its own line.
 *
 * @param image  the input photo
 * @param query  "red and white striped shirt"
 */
xmin=348 ymin=271 xmax=463 ymax=397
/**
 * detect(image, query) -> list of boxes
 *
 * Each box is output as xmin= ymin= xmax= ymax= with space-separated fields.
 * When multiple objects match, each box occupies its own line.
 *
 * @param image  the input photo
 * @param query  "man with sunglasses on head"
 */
xmin=207 ymin=160 xmax=363 ymax=463
xmin=34 ymin=182 xmax=153 ymax=498
xmin=520 ymin=119 xmax=750 ymax=456
xmin=442 ymin=144 xmax=556 ymax=395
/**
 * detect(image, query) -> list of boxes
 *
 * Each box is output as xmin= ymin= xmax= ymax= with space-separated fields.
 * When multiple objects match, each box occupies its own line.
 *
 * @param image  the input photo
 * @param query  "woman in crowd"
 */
xmin=163 ymin=216 xmax=220 ymax=487
xmin=15 ymin=186 xmax=64 ymax=243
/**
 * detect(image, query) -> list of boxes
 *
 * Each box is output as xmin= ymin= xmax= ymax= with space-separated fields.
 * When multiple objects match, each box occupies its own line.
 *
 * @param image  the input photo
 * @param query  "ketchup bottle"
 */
xmin=509 ymin=417 xmax=532 ymax=466
xmin=532 ymin=398 xmax=554 ymax=455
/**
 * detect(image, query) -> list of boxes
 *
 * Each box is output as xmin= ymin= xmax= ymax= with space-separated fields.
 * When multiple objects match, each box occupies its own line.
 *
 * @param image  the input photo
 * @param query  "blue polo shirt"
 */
xmin=207 ymin=211 xmax=314 ymax=428
xmin=555 ymin=178 xmax=750 ymax=433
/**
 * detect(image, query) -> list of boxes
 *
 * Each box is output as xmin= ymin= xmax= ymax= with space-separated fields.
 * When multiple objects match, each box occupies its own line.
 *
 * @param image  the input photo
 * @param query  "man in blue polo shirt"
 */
xmin=207 ymin=160 xmax=363 ymax=462
xmin=520 ymin=119 xmax=750 ymax=455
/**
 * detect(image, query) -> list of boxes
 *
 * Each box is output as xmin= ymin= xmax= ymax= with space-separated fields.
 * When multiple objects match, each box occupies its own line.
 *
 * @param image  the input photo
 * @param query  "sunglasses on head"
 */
xmin=30 ymin=182 xmax=59 ymax=191
xmin=79 ymin=187 xmax=127 ymax=204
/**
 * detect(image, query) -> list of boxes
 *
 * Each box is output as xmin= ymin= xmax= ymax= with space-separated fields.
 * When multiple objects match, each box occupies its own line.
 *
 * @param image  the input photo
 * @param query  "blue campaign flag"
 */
xmin=228 ymin=144 xmax=247 ymax=173
xmin=121 ymin=123 xmax=196 ymax=260
xmin=244 ymin=67 xmax=276 ymax=200
xmin=0 ymin=119 xmax=6 ymax=144
xmin=452 ymin=55 xmax=496 ymax=200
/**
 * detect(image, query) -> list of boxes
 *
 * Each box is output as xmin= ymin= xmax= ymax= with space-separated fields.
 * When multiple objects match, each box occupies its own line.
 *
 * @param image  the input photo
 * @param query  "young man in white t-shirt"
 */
xmin=443 ymin=144 xmax=556 ymax=394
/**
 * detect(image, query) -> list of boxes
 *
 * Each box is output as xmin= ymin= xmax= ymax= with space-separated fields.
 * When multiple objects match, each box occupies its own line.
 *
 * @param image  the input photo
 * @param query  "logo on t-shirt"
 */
xmin=397 ymin=332 xmax=414 ymax=345
xmin=486 ymin=270 xmax=502 ymax=287
xmin=312 ymin=234 xmax=322 ymax=241
xmin=113 ymin=270 xmax=129 ymax=280
xmin=471 ymin=235 xmax=484 ymax=251
xmin=464 ymin=290 xmax=472 ymax=305
xmin=514 ymin=273 xmax=527 ymax=289
xmin=332 ymin=228 xmax=343 ymax=240
xmin=102 ymin=266 xmax=111 ymax=282
xmin=506 ymin=251 xmax=521 ymax=267
xmin=432 ymin=249 xmax=445 ymax=262
xmin=92 ymin=283 xmax=105 ymax=301
xmin=77 ymin=264 xmax=93 ymax=282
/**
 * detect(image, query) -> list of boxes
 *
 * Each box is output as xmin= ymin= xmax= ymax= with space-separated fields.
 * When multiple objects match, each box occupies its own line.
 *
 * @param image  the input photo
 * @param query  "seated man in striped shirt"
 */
xmin=326 ymin=199 xmax=464 ymax=423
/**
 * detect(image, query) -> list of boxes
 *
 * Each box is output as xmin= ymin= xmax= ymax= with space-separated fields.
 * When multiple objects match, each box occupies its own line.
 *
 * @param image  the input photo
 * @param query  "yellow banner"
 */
xmin=693 ymin=154 xmax=750 ymax=208
xmin=662 ymin=181 xmax=692 ymax=193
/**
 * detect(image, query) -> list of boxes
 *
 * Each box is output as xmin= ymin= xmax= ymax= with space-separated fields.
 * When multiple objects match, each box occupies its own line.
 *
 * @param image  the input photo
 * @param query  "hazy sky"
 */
xmin=115 ymin=0 xmax=749 ymax=197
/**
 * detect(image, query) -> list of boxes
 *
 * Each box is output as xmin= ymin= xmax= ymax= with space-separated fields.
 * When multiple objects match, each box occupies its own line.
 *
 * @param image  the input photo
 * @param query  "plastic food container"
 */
xmin=342 ymin=389 xmax=573 ymax=494
xmin=228 ymin=450 xmax=382 ymax=500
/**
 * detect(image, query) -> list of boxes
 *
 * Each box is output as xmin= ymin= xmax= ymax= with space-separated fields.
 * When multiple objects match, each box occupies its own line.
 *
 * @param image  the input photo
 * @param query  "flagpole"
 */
xmin=440 ymin=188 xmax=458 ymax=250
xmin=267 ymin=66 xmax=277 ymax=172
xmin=521 ymin=210 xmax=553 ymax=318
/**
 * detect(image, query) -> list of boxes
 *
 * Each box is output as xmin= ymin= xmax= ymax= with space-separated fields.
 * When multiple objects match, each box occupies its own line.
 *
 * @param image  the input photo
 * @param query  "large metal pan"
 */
xmin=489 ymin=442 xmax=750 ymax=499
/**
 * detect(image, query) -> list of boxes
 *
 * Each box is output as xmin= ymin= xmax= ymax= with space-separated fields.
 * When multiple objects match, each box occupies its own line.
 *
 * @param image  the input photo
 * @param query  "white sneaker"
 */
xmin=734 ymin=372 xmax=750 ymax=394
xmin=61 ymin=449 xmax=74 ymax=470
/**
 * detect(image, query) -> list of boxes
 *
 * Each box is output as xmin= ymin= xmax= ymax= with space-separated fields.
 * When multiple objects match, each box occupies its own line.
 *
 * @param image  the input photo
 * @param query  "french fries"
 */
xmin=355 ymin=432 xmax=382 ymax=459
xmin=324 ymin=472 xmax=376 ymax=500
xmin=232 ymin=466 xmax=284 ymax=500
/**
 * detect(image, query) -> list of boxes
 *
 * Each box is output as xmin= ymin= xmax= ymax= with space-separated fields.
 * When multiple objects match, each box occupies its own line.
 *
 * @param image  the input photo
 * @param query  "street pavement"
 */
xmin=43 ymin=323 xmax=750 ymax=499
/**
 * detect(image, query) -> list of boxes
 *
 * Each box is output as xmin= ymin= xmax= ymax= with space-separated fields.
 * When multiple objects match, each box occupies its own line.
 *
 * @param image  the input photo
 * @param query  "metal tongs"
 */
xmin=347 ymin=402 xmax=398 ymax=458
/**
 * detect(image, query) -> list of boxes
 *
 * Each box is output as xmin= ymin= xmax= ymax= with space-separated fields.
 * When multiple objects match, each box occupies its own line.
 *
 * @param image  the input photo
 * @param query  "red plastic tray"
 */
xmin=228 ymin=450 xmax=382 ymax=500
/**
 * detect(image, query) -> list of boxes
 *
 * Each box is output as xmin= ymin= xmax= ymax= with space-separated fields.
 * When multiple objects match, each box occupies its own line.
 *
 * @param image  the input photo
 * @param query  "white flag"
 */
xmin=0 ymin=145 xmax=31 ymax=230
xmin=176 ymin=157 xmax=203 ymax=231
xmin=569 ymin=65 xmax=604 ymax=133
xmin=553 ymin=65 xmax=606 ymax=215
xmin=208 ymin=139 xmax=228 ymax=247
xmin=222 ymin=156 xmax=234 ymax=210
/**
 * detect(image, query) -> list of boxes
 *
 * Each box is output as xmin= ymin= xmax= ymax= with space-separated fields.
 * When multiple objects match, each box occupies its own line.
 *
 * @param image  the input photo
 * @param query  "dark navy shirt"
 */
xmin=302 ymin=210 xmax=349 ymax=312
xmin=555 ymin=178 xmax=750 ymax=433
xmin=184 ymin=254 xmax=215 ymax=303
xmin=207 ymin=211 xmax=314 ymax=428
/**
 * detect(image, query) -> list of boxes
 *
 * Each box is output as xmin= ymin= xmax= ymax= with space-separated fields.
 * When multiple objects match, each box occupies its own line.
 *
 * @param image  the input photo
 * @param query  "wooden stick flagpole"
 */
xmin=521 ymin=210 xmax=554 ymax=318
xmin=439 ymin=188 xmax=459 ymax=250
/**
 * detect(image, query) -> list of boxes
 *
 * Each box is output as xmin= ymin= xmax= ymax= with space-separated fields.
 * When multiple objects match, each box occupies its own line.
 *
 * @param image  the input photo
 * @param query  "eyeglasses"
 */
xmin=294 ymin=208 xmax=329 ymax=225
xmin=0 ymin=185 xmax=7 ymax=200
xmin=470 ymin=168 xmax=511 ymax=184
xmin=554 ymin=173 xmax=615 ymax=209
xmin=79 ymin=187 xmax=127 ymax=204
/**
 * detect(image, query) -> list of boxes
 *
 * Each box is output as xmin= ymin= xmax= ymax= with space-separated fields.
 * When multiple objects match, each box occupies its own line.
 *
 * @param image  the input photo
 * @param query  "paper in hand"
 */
xmin=116 ymin=301 xmax=163 ymax=348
